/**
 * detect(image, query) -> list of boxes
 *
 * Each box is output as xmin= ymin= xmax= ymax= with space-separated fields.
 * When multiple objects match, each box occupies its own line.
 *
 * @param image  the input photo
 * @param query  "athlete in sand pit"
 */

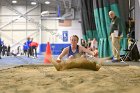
xmin=51 ymin=35 xmax=105 ymax=71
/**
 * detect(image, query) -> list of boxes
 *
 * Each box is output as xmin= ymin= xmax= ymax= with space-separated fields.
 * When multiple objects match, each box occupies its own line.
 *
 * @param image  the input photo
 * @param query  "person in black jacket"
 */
xmin=7 ymin=45 xmax=11 ymax=56
xmin=109 ymin=11 xmax=122 ymax=62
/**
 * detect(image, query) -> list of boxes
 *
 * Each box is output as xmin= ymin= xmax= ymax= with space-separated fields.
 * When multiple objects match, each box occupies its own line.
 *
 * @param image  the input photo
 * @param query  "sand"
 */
xmin=0 ymin=64 xmax=140 ymax=93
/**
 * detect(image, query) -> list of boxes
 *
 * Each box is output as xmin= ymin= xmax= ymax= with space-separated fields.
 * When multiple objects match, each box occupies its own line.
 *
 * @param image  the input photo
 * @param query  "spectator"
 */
xmin=87 ymin=38 xmax=91 ymax=48
xmin=7 ymin=45 xmax=11 ymax=56
xmin=26 ymin=37 xmax=32 ymax=57
xmin=109 ymin=11 xmax=122 ymax=62
xmin=0 ymin=38 xmax=2 ymax=59
xmin=30 ymin=41 xmax=38 ymax=58
xmin=2 ymin=45 xmax=7 ymax=56
xmin=23 ymin=42 xmax=28 ymax=56
xmin=81 ymin=39 xmax=87 ymax=48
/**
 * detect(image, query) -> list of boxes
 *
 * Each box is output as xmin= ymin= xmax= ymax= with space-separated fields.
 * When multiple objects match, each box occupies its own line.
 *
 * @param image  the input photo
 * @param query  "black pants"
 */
xmin=28 ymin=47 xmax=32 ymax=57
xmin=23 ymin=50 xmax=27 ymax=56
xmin=32 ymin=46 xmax=37 ymax=57
xmin=129 ymin=44 xmax=140 ymax=61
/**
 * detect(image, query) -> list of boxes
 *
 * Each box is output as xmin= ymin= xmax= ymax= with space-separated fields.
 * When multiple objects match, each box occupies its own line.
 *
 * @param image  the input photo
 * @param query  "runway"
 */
xmin=0 ymin=55 xmax=58 ymax=70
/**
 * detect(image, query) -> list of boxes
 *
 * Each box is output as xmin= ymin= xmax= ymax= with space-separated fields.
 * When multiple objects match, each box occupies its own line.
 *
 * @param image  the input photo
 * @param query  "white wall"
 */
xmin=41 ymin=19 xmax=82 ymax=45
xmin=0 ymin=4 xmax=82 ymax=49
xmin=0 ymin=5 xmax=40 ymax=47
xmin=57 ymin=20 xmax=82 ymax=45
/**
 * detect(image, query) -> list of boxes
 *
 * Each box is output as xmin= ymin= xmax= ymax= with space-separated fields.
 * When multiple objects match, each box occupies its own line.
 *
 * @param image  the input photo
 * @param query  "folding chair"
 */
xmin=122 ymin=39 xmax=139 ymax=61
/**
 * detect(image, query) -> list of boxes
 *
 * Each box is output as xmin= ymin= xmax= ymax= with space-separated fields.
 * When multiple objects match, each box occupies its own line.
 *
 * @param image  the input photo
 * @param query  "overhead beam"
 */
xmin=0 ymin=0 xmax=40 ymax=47
xmin=0 ymin=5 xmax=39 ymax=30
xmin=1 ymin=0 xmax=62 ymax=48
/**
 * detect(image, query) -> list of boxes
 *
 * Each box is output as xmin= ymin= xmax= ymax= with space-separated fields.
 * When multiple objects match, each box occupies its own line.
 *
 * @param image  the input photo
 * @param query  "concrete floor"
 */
xmin=0 ymin=55 xmax=140 ymax=70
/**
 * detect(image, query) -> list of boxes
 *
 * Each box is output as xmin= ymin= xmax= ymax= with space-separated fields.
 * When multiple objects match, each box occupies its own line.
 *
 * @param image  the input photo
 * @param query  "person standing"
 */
xmin=0 ymin=38 xmax=2 ymax=59
xmin=2 ymin=45 xmax=7 ymax=56
xmin=23 ymin=42 xmax=28 ymax=56
xmin=26 ymin=37 xmax=32 ymax=57
xmin=109 ymin=11 xmax=122 ymax=62
xmin=7 ymin=45 xmax=11 ymax=56
xmin=30 ymin=41 xmax=38 ymax=58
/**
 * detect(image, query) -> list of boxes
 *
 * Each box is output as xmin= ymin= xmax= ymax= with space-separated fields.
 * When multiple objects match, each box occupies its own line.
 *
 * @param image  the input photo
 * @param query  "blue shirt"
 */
xmin=67 ymin=45 xmax=79 ymax=57
xmin=0 ymin=39 xmax=4 ymax=46
xmin=23 ymin=44 xmax=28 ymax=50
xmin=26 ymin=40 xmax=32 ymax=49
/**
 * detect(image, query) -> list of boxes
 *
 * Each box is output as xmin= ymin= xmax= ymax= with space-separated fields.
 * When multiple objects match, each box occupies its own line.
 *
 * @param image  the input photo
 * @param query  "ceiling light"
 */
xmin=31 ymin=2 xmax=37 ymax=5
xmin=45 ymin=1 xmax=50 ymax=4
xmin=41 ymin=11 xmax=49 ymax=16
xmin=12 ymin=0 xmax=17 ymax=4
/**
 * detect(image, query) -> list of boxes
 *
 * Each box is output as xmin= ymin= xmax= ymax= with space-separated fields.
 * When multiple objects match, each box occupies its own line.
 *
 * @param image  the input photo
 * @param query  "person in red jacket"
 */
xmin=30 ymin=41 xmax=38 ymax=58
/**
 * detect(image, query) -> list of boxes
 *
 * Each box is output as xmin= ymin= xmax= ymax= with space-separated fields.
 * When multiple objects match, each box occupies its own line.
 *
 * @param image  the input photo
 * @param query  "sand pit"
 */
xmin=0 ymin=64 xmax=140 ymax=93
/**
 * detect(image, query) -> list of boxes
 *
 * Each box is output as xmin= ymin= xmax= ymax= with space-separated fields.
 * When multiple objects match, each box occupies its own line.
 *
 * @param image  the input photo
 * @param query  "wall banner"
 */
xmin=62 ymin=31 xmax=68 ymax=42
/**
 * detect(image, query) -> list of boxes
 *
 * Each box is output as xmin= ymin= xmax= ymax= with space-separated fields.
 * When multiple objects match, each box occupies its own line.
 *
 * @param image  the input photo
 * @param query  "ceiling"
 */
xmin=0 ymin=0 xmax=81 ymax=19
xmin=0 ymin=0 xmax=80 ymax=11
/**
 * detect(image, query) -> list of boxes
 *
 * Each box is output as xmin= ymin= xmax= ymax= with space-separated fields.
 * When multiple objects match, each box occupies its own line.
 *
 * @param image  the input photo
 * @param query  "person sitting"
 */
xmin=81 ymin=39 xmax=87 ymax=48
xmin=92 ymin=48 xmax=98 ymax=57
xmin=87 ymin=38 xmax=91 ymax=49
xmin=126 ymin=37 xmax=140 ymax=61
xmin=90 ymin=38 xmax=98 ymax=57
xmin=11 ymin=50 xmax=17 ymax=56
xmin=51 ymin=35 xmax=105 ymax=71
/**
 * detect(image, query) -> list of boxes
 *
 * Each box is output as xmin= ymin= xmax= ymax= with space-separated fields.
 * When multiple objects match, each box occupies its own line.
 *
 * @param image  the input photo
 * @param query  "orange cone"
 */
xmin=44 ymin=42 xmax=52 ymax=64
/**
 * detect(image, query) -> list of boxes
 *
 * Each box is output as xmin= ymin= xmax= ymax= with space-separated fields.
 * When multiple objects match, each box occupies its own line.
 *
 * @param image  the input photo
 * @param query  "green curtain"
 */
xmin=81 ymin=0 xmax=128 ymax=58
xmin=93 ymin=0 xmax=128 ymax=57
xmin=81 ymin=0 xmax=98 ymax=41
